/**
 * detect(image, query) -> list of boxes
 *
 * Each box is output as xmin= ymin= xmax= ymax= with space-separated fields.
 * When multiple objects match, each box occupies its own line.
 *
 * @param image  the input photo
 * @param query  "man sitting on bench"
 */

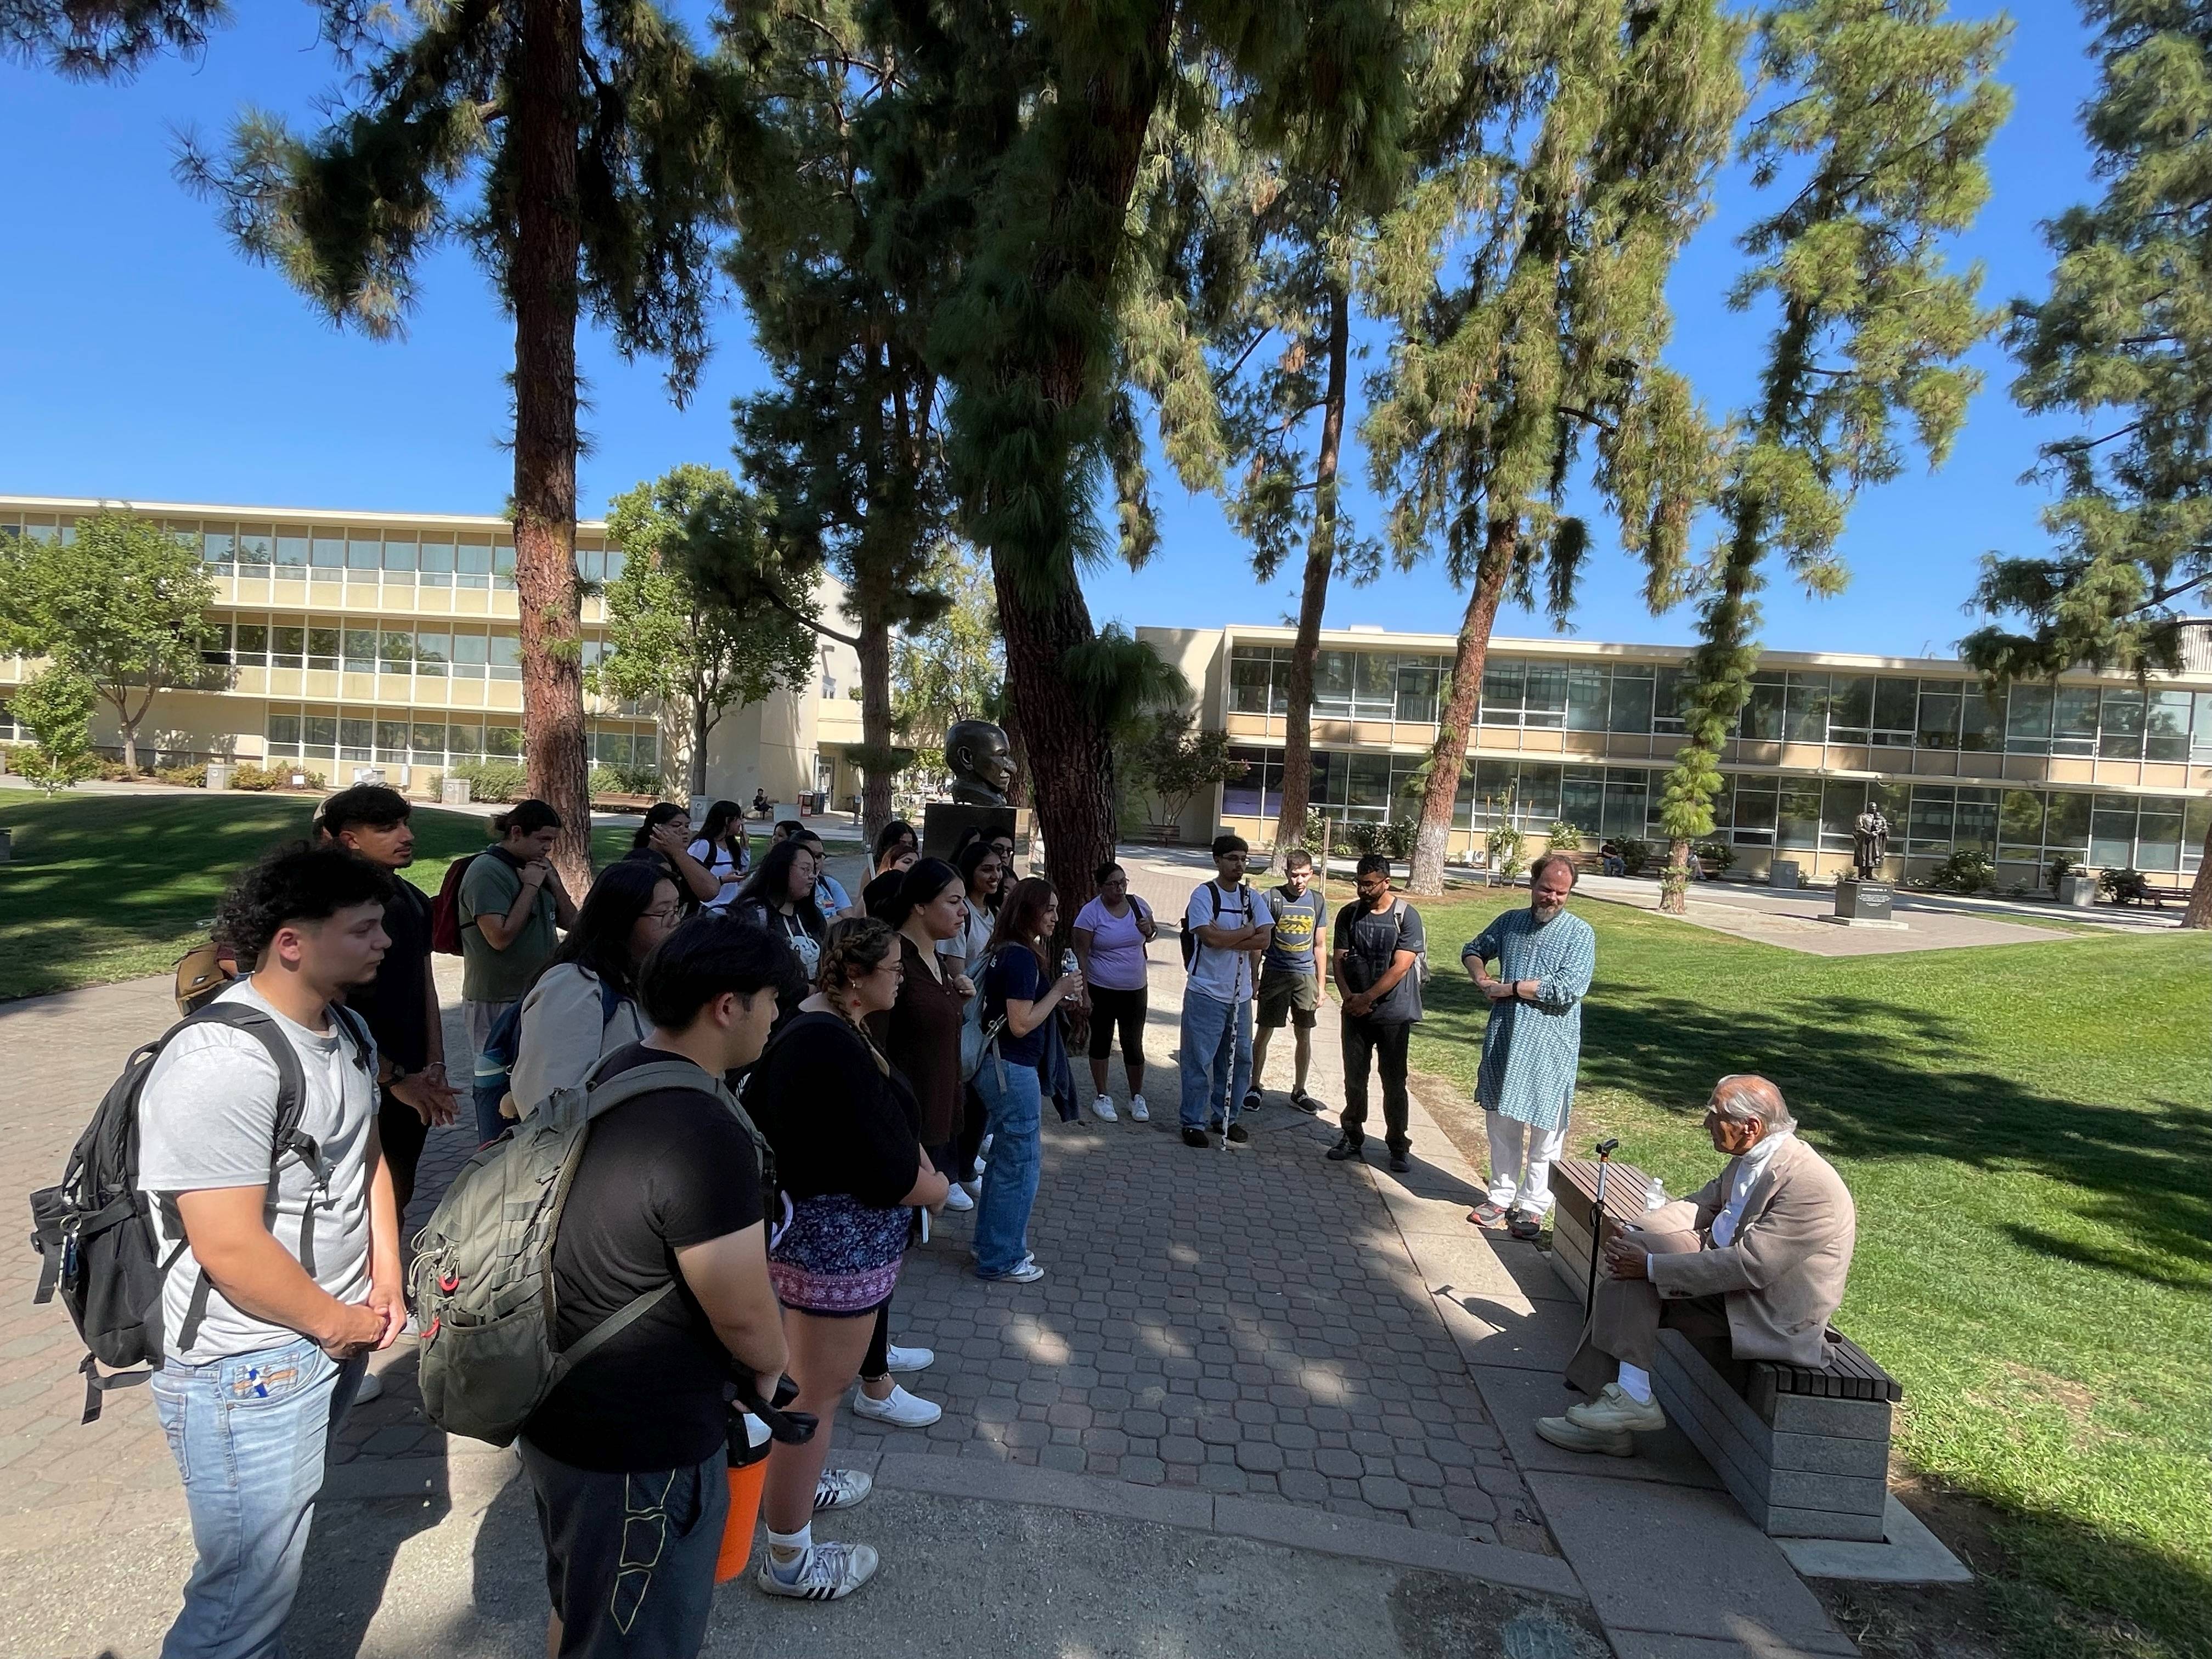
xmin=1538 ymin=1074 xmax=1857 ymax=1457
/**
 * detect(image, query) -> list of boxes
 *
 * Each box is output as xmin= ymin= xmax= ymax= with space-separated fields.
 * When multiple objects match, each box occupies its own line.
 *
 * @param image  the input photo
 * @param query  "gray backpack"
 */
xmin=409 ymin=1052 xmax=765 ymax=1447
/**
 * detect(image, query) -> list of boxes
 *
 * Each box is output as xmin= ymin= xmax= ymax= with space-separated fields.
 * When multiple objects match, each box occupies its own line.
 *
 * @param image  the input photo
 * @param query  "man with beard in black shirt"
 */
xmin=519 ymin=915 xmax=791 ymax=1658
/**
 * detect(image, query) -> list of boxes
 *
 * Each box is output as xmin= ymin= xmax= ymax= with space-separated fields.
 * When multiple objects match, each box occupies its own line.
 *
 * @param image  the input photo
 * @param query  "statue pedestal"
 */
xmin=1821 ymin=878 xmax=1906 ymax=929
xmin=923 ymin=802 xmax=1029 ymax=861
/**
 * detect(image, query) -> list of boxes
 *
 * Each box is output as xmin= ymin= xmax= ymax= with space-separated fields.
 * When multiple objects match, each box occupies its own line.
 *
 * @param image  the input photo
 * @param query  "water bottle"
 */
xmin=1061 ymin=948 xmax=1080 ymax=981
xmin=1644 ymin=1177 xmax=1667 ymax=1213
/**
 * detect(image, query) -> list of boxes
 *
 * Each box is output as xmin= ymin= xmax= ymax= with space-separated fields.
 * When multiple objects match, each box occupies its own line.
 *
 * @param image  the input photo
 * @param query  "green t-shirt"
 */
xmin=458 ymin=849 xmax=557 ymax=1003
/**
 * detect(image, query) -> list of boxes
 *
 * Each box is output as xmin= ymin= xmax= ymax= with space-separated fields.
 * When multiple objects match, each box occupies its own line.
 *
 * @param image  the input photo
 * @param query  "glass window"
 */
xmin=413 ymin=721 xmax=447 ymax=760
xmin=340 ymin=719 xmax=373 ymax=761
xmin=1523 ymin=664 xmax=1568 ymax=729
xmin=236 ymin=532 xmax=273 ymax=571
xmin=456 ymin=539 xmax=493 ymax=589
xmin=1222 ymin=745 xmax=1274 ymax=816
xmin=1954 ymin=788 xmax=1999 ymax=854
xmin=272 ymin=626 xmax=306 ymax=669
xmin=1606 ymin=668 xmax=1655 ymax=735
xmin=487 ymin=724 xmax=523 ymax=758
xmin=382 ymin=536 xmax=417 ymax=574
xmin=1820 ymin=778 xmax=1866 ymax=849
xmin=1906 ymin=785 xmax=1955 ymax=853
xmin=415 ymin=630 xmax=449 ymax=676
xmin=2151 ymin=690 xmax=2197 ymax=762
xmin=1917 ymin=687 xmax=1961 ymax=749
xmin=1828 ymin=675 xmax=1874 ymax=741
xmin=451 ymin=632 xmax=488 ymax=678
xmin=1481 ymin=659 xmax=1525 ymax=726
xmin=1565 ymin=667 xmax=1608 ymax=732
xmin=493 ymin=543 xmax=517 ymax=589
xmin=1650 ymin=667 xmax=1686 ymax=735
xmin=199 ymin=623 xmax=232 ymax=666
xmin=1395 ymin=658 xmax=1441 ymax=724
xmin=1352 ymin=653 xmax=1396 ymax=719
xmin=266 ymin=714 xmax=301 ymax=757
xmin=202 ymin=528 xmax=235 ymax=568
xmin=380 ymin=630 xmax=414 ymax=674
xmin=2044 ymin=791 xmax=2090 ymax=854
xmin=311 ymin=536 xmax=345 ymax=582
xmin=448 ymin=722 xmax=484 ymax=759
xmin=2052 ymin=687 xmax=2099 ymax=757
xmin=376 ymin=720 xmax=409 ymax=760
xmin=2006 ymin=684 xmax=2054 ymax=754
xmin=1730 ymin=780 xmax=1777 ymax=845
xmin=1228 ymin=650 xmax=1277 ymax=714
xmin=274 ymin=534 xmax=309 ymax=571
xmin=488 ymin=633 xmax=522 ymax=681
xmin=347 ymin=535 xmax=382 ymax=572
xmin=303 ymin=716 xmax=337 ymax=757
xmin=2090 ymin=793 xmax=2137 ymax=868
xmin=2136 ymin=802 xmax=2183 ymax=871
xmin=575 ymin=548 xmax=606 ymax=583
xmin=1998 ymin=789 xmax=2046 ymax=857
xmin=1739 ymin=676 xmax=1784 ymax=741
xmin=1516 ymin=763 xmax=1562 ymax=824
xmin=1559 ymin=766 xmax=1604 ymax=832
xmin=419 ymin=539 xmax=455 ymax=588
xmin=1601 ymin=771 xmax=1649 ymax=837
xmin=606 ymin=550 xmax=629 ymax=584
xmin=1345 ymin=753 xmax=1391 ymax=813
xmin=2098 ymin=688 xmax=2145 ymax=759
xmin=1313 ymin=651 xmax=1355 ymax=719
xmin=1777 ymin=782 xmax=1823 ymax=849
xmin=1782 ymin=674 xmax=1830 ymax=742
xmin=1872 ymin=678 xmax=1917 ymax=746
xmin=234 ymin=624 xmax=269 ymax=665
xmin=306 ymin=628 xmax=337 ymax=672
xmin=343 ymin=629 xmax=376 ymax=673
xmin=2185 ymin=798 xmax=2210 ymax=871
xmin=1964 ymin=686 xmax=2005 ymax=751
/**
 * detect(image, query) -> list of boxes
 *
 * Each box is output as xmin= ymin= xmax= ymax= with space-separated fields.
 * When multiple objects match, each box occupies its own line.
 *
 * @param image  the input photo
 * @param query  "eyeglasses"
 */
xmin=641 ymin=905 xmax=681 ymax=923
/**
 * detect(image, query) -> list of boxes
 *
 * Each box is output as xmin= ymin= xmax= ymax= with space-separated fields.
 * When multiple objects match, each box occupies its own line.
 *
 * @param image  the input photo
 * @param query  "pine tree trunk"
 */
xmin=1408 ymin=518 xmax=1517 ymax=896
xmin=510 ymin=0 xmax=591 ymax=890
xmin=1271 ymin=284 xmax=1350 ymax=861
xmin=2183 ymin=818 xmax=2212 ymax=929
xmin=690 ymin=699 xmax=709 ymax=797
xmin=856 ymin=579 xmax=895 ymax=843
xmin=992 ymin=561 xmax=1115 ymax=927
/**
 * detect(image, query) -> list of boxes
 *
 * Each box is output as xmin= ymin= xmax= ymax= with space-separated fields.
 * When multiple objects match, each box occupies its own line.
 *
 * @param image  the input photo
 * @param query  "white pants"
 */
xmin=1486 ymin=1111 xmax=1568 ymax=1212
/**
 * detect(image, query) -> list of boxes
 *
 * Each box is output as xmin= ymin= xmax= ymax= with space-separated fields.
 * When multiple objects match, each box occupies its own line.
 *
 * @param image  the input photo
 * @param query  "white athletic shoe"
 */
xmin=812 ymin=1468 xmax=875 ymax=1511
xmin=1127 ymin=1094 xmax=1149 ymax=1122
xmin=941 ymin=1182 xmax=974 ymax=1211
xmin=352 ymin=1369 xmax=383 ymax=1404
xmin=757 ymin=1540 xmax=881 ymax=1600
xmin=1092 ymin=1095 xmax=1119 ymax=1122
xmin=851 ymin=1383 xmax=943 ymax=1427
xmin=960 ymin=1176 xmax=983 ymax=1200
xmin=884 ymin=1343 xmax=934 ymax=1373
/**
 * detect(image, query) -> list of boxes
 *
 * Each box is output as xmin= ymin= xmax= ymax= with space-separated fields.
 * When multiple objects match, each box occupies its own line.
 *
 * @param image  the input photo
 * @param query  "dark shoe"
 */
xmin=1507 ymin=1210 xmax=1545 ymax=1241
xmin=1209 ymin=1117 xmax=1225 ymax=1133
xmin=1387 ymin=1149 xmax=1411 ymax=1173
xmin=1325 ymin=1135 xmax=1363 ymax=1162
xmin=1226 ymin=1123 xmax=1250 ymax=1144
xmin=1289 ymin=1088 xmax=1323 ymax=1114
xmin=1182 ymin=1127 xmax=1211 ymax=1149
xmin=1242 ymin=1090 xmax=1263 ymax=1113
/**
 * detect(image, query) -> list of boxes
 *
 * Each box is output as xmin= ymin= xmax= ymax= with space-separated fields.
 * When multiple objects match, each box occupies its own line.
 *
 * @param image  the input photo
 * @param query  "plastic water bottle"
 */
xmin=1062 ymin=949 xmax=1080 ymax=976
xmin=1644 ymin=1177 xmax=1667 ymax=1213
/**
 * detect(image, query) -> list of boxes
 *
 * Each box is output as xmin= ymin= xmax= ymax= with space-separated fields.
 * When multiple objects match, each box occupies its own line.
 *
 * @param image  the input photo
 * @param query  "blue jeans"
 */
xmin=1178 ymin=991 xmax=1252 ymax=1130
xmin=973 ymin=1058 xmax=1042 ymax=1277
xmin=150 ymin=1335 xmax=366 ymax=1659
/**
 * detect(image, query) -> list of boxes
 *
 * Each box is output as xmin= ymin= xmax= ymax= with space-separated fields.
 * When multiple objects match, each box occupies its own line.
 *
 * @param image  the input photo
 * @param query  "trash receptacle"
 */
xmin=1769 ymin=859 xmax=1801 ymax=891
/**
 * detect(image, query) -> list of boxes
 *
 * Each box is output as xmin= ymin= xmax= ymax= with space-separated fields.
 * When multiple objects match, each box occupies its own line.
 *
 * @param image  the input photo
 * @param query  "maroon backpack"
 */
xmin=430 ymin=853 xmax=481 ymax=956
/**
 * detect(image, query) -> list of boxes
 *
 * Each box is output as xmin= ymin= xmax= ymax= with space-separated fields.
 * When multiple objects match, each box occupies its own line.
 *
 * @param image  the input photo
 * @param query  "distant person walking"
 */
xmin=1462 ymin=853 xmax=1596 ymax=1238
xmin=687 ymin=798 xmax=753 ymax=913
xmin=1324 ymin=853 xmax=1426 ymax=1173
xmin=1177 ymin=834 xmax=1270 ymax=1149
xmin=1249 ymin=848 xmax=1326 ymax=1115
xmin=1071 ymin=860 xmax=1156 ymax=1122
xmin=459 ymin=800 xmax=577 ymax=1143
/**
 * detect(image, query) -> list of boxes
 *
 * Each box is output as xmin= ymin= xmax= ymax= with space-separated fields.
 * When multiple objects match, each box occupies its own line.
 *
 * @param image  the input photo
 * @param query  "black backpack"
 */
xmin=28 ymin=1001 xmax=366 ymax=1423
xmin=1180 ymin=881 xmax=1253 ymax=971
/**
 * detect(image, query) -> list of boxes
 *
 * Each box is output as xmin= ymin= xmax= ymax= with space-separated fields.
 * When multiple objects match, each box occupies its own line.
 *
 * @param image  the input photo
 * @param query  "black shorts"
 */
xmin=1086 ymin=983 xmax=1148 ymax=1059
xmin=521 ymin=1440 xmax=727 ymax=1657
xmin=1256 ymin=967 xmax=1319 ymax=1030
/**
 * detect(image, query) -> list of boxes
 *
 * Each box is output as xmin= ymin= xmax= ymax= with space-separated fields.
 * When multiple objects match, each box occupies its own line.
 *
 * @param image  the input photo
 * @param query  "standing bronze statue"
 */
xmin=1852 ymin=806 xmax=1891 ymax=881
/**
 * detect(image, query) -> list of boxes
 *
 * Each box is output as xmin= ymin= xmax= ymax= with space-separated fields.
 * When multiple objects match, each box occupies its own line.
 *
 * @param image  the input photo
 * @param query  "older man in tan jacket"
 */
xmin=1538 ymin=1075 xmax=1856 ymax=1457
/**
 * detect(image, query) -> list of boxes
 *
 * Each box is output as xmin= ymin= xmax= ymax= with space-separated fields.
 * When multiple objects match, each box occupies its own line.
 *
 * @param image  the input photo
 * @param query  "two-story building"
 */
xmin=1140 ymin=623 xmax=2212 ymax=889
xmin=0 ymin=494 xmax=865 ymax=807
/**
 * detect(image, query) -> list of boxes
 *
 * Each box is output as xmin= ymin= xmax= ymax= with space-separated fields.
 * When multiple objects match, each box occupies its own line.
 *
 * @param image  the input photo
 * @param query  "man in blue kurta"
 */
xmin=1462 ymin=853 xmax=1597 ymax=1237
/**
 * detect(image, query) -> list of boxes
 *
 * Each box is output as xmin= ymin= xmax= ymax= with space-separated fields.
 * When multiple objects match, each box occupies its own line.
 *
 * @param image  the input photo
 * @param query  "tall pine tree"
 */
xmin=2 ymin=0 xmax=221 ymax=77
xmin=1960 ymin=0 xmax=2212 ymax=927
xmin=1654 ymin=0 xmax=2010 ymax=911
xmin=179 ymin=1 xmax=751 ymax=885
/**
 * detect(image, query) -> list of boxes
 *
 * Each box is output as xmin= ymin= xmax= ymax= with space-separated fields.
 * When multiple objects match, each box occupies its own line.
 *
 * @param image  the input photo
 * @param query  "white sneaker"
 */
xmin=960 ymin=1176 xmax=983 ymax=1200
xmin=942 ymin=1182 xmax=974 ymax=1211
xmin=813 ymin=1468 xmax=874 ymax=1511
xmin=884 ymin=1343 xmax=933 ymax=1373
xmin=1092 ymin=1095 xmax=1119 ymax=1122
xmin=352 ymin=1369 xmax=383 ymax=1404
xmin=757 ymin=1539 xmax=881 ymax=1599
xmin=1565 ymin=1382 xmax=1667 ymax=1435
xmin=978 ymin=1258 xmax=1045 ymax=1284
xmin=851 ymin=1383 xmax=943 ymax=1427
xmin=1128 ymin=1094 xmax=1149 ymax=1122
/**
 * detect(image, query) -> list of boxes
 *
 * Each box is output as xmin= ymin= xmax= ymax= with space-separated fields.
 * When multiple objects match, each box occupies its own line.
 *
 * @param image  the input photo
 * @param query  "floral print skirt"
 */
xmin=768 ymin=1192 xmax=909 ymax=1316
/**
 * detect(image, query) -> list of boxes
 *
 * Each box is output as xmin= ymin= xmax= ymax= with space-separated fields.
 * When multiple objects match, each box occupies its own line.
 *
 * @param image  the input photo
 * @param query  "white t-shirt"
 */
xmin=137 ymin=980 xmax=379 ymax=1363
xmin=687 ymin=837 xmax=747 ymax=913
xmin=1185 ymin=880 xmax=1261 ymax=1004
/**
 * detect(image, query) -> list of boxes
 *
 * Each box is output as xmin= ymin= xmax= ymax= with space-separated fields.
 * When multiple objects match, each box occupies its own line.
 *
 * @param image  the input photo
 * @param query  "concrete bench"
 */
xmin=1550 ymin=1158 xmax=1897 ymax=1542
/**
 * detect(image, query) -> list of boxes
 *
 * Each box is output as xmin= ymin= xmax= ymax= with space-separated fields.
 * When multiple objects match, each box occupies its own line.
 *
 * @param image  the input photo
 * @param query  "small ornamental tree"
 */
xmin=593 ymin=467 xmax=818 ymax=797
xmin=8 ymin=664 xmax=100 ymax=794
xmin=892 ymin=549 xmax=1004 ymax=748
xmin=0 ymin=510 xmax=215 ymax=772
xmin=1128 ymin=711 xmax=1249 ymax=831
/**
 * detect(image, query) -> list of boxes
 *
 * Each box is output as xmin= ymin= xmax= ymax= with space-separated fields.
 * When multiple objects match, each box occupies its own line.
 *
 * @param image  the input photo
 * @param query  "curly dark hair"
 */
xmin=215 ymin=842 xmax=393 ymax=968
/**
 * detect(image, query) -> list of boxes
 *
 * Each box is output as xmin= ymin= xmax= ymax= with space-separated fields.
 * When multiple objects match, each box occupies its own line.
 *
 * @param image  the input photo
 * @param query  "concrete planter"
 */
xmin=204 ymin=763 xmax=233 ymax=791
xmin=441 ymin=775 xmax=472 ymax=806
xmin=2057 ymin=872 xmax=2098 ymax=909
xmin=1769 ymin=859 xmax=1801 ymax=891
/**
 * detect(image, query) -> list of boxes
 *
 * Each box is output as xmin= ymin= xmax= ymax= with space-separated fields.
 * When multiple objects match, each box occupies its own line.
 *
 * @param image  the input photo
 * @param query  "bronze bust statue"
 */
xmin=945 ymin=719 xmax=1016 ymax=807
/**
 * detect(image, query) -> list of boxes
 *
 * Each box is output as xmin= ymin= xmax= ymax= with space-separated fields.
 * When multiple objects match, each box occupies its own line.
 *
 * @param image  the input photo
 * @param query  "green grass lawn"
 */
xmin=0 ymin=787 xmax=643 ymax=1000
xmin=1410 ymin=888 xmax=2209 ymax=1659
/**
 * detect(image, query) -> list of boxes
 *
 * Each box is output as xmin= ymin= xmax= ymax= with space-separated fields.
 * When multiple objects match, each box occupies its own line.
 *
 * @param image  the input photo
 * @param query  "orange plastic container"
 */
xmin=715 ymin=1459 xmax=768 ymax=1582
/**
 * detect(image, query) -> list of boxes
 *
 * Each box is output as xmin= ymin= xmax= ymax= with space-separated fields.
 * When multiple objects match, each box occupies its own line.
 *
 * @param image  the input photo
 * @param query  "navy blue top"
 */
xmin=983 ymin=945 xmax=1051 ymax=1066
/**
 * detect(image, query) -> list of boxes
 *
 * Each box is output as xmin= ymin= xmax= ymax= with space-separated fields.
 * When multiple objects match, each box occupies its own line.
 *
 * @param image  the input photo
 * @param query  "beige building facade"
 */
xmin=1140 ymin=623 xmax=2212 ymax=888
xmin=0 ymin=494 xmax=864 ymax=808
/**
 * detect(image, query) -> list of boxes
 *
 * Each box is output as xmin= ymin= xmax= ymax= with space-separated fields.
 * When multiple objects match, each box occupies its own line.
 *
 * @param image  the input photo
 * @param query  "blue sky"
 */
xmin=1 ymin=2 xmax=2100 ymax=660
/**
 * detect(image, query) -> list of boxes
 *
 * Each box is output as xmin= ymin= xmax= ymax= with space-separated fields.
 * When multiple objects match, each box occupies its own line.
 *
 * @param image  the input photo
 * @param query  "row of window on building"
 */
xmin=261 ymin=711 xmax=657 ymax=770
xmin=1 ymin=520 xmax=624 ymax=589
xmin=1221 ymin=747 xmax=2207 ymax=873
xmin=1226 ymin=646 xmax=2212 ymax=764
xmin=198 ymin=619 xmax=613 ymax=679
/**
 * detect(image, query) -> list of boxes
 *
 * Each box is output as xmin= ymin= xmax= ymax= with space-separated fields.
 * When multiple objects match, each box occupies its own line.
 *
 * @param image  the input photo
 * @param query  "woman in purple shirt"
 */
xmin=1071 ymin=860 xmax=1158 ymax=1122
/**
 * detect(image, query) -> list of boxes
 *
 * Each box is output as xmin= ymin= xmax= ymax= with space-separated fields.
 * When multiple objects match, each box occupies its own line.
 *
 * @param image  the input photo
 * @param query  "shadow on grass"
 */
xmin=1972 ymin=1482 xmax=2212 ymax=1659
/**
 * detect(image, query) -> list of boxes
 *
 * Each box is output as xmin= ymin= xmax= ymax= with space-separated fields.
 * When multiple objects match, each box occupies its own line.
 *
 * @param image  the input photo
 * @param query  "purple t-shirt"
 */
xmin=1073 ymin=895 xmax=1152 ymax=991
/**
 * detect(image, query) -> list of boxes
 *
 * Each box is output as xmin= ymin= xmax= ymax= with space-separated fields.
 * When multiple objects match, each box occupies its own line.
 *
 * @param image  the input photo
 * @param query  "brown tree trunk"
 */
xmin=510 ymin=0 xmax=590 ymax=890
xmin=1001 ymin=684 xmax=1032 ymax=812
xmin=1408 ymin=518 xmax=1517 ymax=896
xmin=2184 ymin=817 xmax=2212 ymax=929
xmin=690 ymin=698 xmax=709 ymax=797
xmin=1271 ymin=283 xmax=1350 ymax=862
xmin=855 ymin=573 xmax=895 ymax=843
xmin=992 ymin=562 xmax=1115 ymax=930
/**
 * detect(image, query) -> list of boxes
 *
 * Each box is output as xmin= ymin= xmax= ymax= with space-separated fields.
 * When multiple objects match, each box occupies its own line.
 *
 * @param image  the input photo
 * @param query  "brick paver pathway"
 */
xmin=0 ymin=851 xmax=1551 ymax=1562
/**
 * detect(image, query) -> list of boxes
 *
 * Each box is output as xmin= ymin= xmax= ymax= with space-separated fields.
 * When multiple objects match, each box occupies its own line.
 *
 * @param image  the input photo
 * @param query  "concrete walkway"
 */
xmin=0 ymin=862 xmax=1863 ymax=1658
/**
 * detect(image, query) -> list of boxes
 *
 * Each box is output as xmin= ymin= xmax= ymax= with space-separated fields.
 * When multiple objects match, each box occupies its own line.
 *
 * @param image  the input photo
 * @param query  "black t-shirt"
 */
xmin=522 ymin=1043 xmax=765 ymax=1472
xmin=349 ymin=878 xmax=433 ymax=1071
xmin=1333 ymin=899 xmax=1426 ymax=1025
xmin=746 ymin=1012 xmax=921 ymax=1207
